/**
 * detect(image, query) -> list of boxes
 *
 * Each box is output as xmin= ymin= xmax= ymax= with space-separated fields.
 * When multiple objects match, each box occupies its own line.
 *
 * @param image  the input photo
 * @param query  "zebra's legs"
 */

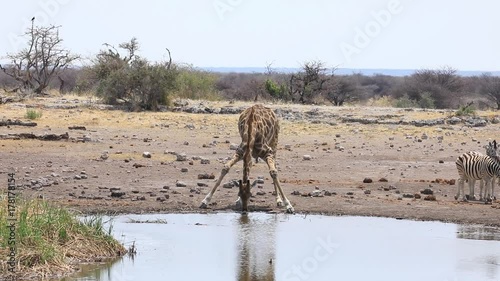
xmin=456 ymin=178 xmax=466 ymax=201
xmin=468 ymin=178 xmax=476 ymax=200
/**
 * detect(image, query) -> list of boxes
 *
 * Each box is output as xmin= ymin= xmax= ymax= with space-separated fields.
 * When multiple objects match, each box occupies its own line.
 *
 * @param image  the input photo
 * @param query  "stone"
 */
xmin=424 ymin=195 xmax=437 ymax=201
xmin=421 ymin=188 xmax=433 ymax=195
xmin=111 ymin=191 xmax=126 ymax=198
xmin=176 ymin=153 xmax=187 ymax=161
xmin=363 ymin=178 xmax=373 ymax=183
xmin=303 ymin=155 xmax=312 ymax=161
xmin=143 ymin=152 xmax=152 ymax=158
xmin=198 ymin=173 xmax=215 ymax=179
xmin=176 ymin=181 xmax=187 ymax=187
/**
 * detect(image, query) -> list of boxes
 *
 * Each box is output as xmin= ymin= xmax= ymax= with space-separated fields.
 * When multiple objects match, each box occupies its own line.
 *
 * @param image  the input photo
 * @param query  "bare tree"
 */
xmin=479 ymin=73 xmax=500 ymax=110
xmin=324 ymin=75 xmax=358 ymax=106
xmin=289 ymin=60 xmax=328 ymax=104
xmin=0 ymin=22 xmax=79 ymax=96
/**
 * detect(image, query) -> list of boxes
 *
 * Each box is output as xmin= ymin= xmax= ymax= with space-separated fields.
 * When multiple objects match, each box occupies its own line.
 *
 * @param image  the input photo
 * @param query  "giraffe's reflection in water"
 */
xmin=236 ymin=214 xmax=277 ymax=281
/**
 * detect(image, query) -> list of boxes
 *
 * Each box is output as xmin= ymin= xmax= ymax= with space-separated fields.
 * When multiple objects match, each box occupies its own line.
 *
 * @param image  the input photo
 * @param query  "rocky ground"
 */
xmin=1 ymin=96 xmax=500 ymax=226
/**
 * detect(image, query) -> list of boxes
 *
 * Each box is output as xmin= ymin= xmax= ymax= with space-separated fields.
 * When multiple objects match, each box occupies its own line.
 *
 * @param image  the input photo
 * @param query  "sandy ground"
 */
xmin=1 ymin=96 xmax=500 ymax=226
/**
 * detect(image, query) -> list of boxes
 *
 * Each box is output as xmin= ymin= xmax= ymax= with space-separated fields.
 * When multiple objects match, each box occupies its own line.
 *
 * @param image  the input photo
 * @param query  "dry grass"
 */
xmin=0 ymin=197 xmax=126 ymax=280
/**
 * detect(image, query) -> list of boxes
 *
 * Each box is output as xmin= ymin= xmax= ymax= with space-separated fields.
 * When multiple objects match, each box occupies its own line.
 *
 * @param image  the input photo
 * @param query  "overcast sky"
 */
xmin=1 ymin=0 xmax=499 ymax=71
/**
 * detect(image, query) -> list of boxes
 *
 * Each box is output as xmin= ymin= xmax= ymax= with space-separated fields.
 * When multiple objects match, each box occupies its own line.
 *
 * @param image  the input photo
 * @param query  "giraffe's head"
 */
xmin=238 ymin=179 xmax=252 ymax=213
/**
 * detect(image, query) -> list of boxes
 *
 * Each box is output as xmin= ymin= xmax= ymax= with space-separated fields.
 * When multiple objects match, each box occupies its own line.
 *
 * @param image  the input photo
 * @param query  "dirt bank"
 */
xmin=1 ymin=97 xmax=500 ymax=226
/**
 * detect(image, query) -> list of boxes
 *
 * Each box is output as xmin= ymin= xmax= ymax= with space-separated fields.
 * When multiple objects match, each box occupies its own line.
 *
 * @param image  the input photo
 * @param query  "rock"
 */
xmin=303 ymin=155 xmax=312 ymax=161
xmin=311 ymin=190 xmax=323 ymax=197
xmin=414 ymin=193 xmax=422 ymax=199
xmin=256 ymin=191 xmax=266 ymax=196
xmin=176 ymin=181 xmax=187 ymax=187
xmin=449 ymin=179 xmax=456 ymax=185
xmin=378 ymin=178 xmax=388 ymax=182
xmin=346 ymin=192 xmax=354 ymax=196
xmin=229 ymin=143 xmax=239 ymax=150
xmin=403 ymin=193 xmax=414 ymax=198
xmin=363 ymin=178 xmax=373 ymax=183
xmin=111 ymin=191 xmax=126 ymax=198
xmin=439 ymin=160 xmax=444 ymax=164
xmin=176 ymin=153 xmax=187 ymax=161
xmin=291 ymin=190 xmax=301 ymax=196
xmin=447 ymin=117 xmax=462 ymax=125
xmin=198 ymin=173 xmax=215 ymax=179
xmin=324 ymin=190 xmax=334 ymax=196
xmin=183 ymin=141 xmax=189 ymax=145
xmin=200 ymin=158 xmax=210 ymax=164
xmin=223 ymin=181 xmax=235 ymax=189
xmin=181 ymin=167 xmax=189 ymax=172
xmin=163 ymin=185 xmax=170 ymax=190
xmin=364 ymin=190 xmax=371 ymax=195
xmin=143 ymin=152 xmax=152 ymax=158
xmin=421 ymin=188 xmax=434 ymax=195
xmin=197 ymin=182 xmax=208 ymax=187
xmin=424 ymin=195 xmax=437 ymax=201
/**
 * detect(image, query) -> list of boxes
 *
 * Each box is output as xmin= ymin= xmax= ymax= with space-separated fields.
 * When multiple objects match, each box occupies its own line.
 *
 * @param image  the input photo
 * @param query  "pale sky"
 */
xmin=1 ymin=0 xmax=499 ymax=71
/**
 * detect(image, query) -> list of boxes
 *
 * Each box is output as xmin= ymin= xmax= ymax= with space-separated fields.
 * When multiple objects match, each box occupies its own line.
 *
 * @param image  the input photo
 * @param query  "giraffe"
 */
xmin=200 ymin=104 xmax=294 ymax=213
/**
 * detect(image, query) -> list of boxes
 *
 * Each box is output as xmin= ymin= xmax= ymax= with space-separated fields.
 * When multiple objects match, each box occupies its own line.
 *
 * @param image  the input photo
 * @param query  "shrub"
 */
xmin=455 ymin=104 xmax=476 ymax=116
xmin=25 ymin=109 xmax=42 ymax=120
xmin=395 ymin=94 xmax=418 ymax=108
xmin=91 ymin=38 xmax=178 ymax=111
xmin=172 ymin=67 xmax=219 ymax=100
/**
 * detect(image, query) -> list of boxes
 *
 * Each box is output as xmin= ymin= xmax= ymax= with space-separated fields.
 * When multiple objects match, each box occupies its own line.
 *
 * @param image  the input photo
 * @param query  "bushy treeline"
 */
xmin=1 ymin=30 xmax=500 ymax=111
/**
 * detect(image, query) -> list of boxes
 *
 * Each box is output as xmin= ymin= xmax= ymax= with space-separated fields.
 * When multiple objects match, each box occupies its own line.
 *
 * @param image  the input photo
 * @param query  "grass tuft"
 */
xmin=0 ymin=197 xmax=126 ymax=279
xmin=25 ymin=109 xmax=43 ymax=120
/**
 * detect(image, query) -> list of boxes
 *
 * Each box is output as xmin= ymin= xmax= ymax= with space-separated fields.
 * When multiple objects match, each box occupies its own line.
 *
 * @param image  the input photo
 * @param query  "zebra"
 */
xmin=455 ymin=140 xmax=499 ymax=202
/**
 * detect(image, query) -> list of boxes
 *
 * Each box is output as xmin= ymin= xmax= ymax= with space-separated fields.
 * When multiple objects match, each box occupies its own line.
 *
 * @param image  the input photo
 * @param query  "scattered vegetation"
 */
xmin=455 ymin=102 xmax=476 ymax=116
xmin=0 ymin=198 xmax=126 ymax=279
xmin=25 ymin=109 xmax=43 ymax=120
xmin=0 ymin=22 xmax=499 ymax=111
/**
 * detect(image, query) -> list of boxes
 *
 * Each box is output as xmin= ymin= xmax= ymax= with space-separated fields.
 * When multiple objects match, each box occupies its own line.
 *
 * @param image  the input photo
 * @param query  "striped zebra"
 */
xmin=455 ymin=140 xmax=499 ymax=202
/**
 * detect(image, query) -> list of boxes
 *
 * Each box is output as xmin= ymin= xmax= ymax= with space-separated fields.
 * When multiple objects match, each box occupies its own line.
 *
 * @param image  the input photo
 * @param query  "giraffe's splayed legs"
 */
xmin=200 ymin=153 xmax=242 ymax=209
xmin=265 ymin=155 xmax=294 ymax=214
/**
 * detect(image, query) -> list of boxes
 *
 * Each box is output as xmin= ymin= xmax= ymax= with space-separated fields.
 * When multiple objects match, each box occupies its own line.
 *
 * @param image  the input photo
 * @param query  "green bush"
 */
xmin=91 ymin=38 xmax=178 ymax=111
xmin=25 ymin=109 xmax=42 ymax=120
xmin=172 ymin=67 xmax=219 ymax=100
xmin=264 ymin=79 xmax=288 ymax=100
xmin=394 ymin=94 xmax=418 ymax=108
xmin=456 ymin=105 xmax=476 ymax=116
xmin=418 ymin=92 xmax=436 ymax=109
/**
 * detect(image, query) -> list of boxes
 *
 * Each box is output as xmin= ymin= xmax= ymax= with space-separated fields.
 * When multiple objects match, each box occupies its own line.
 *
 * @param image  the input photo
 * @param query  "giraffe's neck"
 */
xmin=243 ymin=107 xmax=256 ymax=183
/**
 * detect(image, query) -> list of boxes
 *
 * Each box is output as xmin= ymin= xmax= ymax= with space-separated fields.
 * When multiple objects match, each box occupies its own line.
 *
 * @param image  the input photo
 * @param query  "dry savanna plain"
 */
xmin=1 ymin=96 xmax=500 ymax=226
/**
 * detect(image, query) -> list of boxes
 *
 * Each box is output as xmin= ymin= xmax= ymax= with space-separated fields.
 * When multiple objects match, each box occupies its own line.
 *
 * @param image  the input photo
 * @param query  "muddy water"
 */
xmin=59 ymin=213 xmax=500 ymax=281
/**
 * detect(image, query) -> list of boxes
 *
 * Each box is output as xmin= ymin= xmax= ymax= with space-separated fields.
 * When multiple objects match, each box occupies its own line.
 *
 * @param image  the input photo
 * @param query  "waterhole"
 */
xmin=57 ymin=213 xmax=500 ymax=281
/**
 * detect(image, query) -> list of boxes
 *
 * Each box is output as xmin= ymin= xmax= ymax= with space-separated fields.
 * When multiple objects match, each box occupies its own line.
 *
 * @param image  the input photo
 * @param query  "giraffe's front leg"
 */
xmin=200 ymin=152 xmax=242 ymax=208
xmin=265 ymin=156 xmax=294 ymax=213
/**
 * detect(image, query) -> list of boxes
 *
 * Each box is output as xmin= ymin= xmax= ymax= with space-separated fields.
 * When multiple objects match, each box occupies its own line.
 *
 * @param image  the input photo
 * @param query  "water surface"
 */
xmin=58 ymin=213 xmax=500 ymax=281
